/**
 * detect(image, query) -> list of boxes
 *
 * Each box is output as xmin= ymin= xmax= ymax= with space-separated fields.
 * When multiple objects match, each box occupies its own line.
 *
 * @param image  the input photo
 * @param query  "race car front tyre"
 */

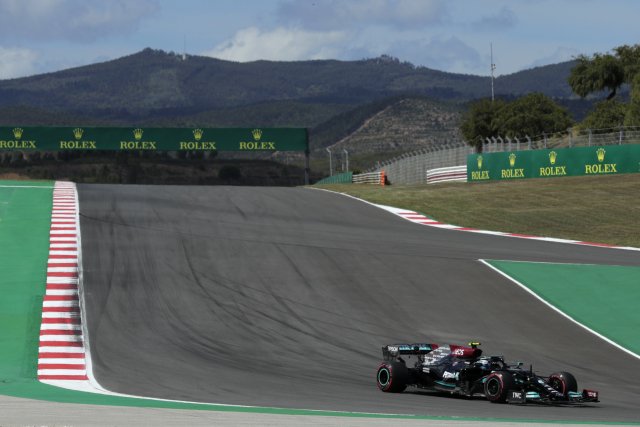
xmin=484 ymin=371 xmax=515 ymax=403
xmin=548 ymin=371 xmax=577 ymax=395
xmin=376 ymin=361 xmax=408 ymax=393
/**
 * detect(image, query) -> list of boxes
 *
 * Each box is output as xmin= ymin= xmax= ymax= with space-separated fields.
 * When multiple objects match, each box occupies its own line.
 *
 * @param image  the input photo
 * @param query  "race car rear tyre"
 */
xmin=484 ymin=371 xmax=515 ymax=403
xmin=376 ymin=361 xmax=408 ymax=393
xmin=548 ymin=371 xmax=577 ymax=396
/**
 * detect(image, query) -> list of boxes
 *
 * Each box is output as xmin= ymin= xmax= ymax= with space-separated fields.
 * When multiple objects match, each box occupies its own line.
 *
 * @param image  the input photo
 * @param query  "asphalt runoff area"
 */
xmin=68 ymin=184 xmax=640 ymax=423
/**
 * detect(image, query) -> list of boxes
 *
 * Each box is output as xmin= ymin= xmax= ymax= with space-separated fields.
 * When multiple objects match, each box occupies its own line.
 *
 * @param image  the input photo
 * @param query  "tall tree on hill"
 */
xmin=611 ymin=45 xmax=640 ymax=125
xmin=568 ymin=53 xmax=625 ymax=100
xmin=613 ymin=45 xmax=640 ymax=83
xmin=625 ymin=73 xmax=640 ymax=126
xmin=569 ymin=44 xmax=640 ymax=125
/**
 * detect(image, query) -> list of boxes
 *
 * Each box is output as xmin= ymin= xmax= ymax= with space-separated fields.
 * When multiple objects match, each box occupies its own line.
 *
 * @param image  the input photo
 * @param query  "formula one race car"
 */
xmin=376 ymin=342 xmax=599 ymax=404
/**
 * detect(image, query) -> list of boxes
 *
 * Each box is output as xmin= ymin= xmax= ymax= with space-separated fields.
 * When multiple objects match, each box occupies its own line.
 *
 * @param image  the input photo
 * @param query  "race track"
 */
xmin=77 ymin=184 xmax=640 ymax=422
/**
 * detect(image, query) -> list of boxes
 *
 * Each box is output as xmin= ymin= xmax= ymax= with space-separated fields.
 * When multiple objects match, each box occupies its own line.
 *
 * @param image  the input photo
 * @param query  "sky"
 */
xmin=1 ymin=0 xmax=639 ymax=80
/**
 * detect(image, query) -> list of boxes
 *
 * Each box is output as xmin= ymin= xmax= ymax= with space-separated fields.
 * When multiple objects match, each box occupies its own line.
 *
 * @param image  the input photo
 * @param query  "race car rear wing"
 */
xmin=382 ymin=344 xmax=435 ymax=360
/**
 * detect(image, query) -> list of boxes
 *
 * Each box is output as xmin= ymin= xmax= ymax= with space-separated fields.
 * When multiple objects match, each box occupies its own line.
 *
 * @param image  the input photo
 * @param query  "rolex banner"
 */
xmin=468 ymin=144 xmax=640 ymax=182
xmin=0 ymin=127 xmax=308 ymax=152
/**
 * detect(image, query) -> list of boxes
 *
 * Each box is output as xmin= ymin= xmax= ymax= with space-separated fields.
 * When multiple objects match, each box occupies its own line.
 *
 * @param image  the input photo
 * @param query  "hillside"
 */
xmin=495 ymin=61 xmax=577 ymax=98
xmin=0 ymin=50 xmax=466 ymax=115
xmin=0 ymin=49 xmax=578 ymax=119
xmin=0 ymin=48 xmax=589 ymax=184
xmin=325 ymin=97 xmax=461 ymax=154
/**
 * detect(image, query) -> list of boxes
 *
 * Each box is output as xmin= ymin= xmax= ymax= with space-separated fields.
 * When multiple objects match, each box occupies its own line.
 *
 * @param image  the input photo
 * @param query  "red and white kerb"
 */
xmin=38 ymin=181 xmax=88 ymax=382
xmin=375 ymin=204 xmax=640 ymax=252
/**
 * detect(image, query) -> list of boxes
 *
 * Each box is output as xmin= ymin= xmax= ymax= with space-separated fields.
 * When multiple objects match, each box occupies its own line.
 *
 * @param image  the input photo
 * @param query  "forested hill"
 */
xmin=0 ymin=49 xmax=587 ymax=184
xmin=0 ymin=48 xmax=577 ymax=122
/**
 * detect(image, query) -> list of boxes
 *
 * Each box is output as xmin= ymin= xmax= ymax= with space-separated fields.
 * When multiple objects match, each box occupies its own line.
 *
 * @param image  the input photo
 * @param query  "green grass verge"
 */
xmin=316 ymin=174 xmax=640 ymax=248
xmin=487 ymin=260 xmax=640 ymax=357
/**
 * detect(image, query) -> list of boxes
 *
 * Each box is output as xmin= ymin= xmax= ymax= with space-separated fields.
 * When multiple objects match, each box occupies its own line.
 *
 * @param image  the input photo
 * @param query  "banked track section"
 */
xmin=77 ymin=184 xmax=640 ymax=423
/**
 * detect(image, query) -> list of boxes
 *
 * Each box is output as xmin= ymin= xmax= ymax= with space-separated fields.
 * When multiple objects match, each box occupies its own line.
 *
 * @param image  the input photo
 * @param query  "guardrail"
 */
xmin=426 ymin=165 xmax=467 ymax=184
xmin=353 ymin=171 xmax=385 ymax=185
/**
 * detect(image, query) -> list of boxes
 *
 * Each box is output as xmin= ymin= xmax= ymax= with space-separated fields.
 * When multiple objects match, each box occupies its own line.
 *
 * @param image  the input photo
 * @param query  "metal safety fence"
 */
xmin=367 ymin=141 xmax=472 ymax=185
xmin=366 ymin=126 xmax=640 ymax=185
xmin=475 ymin=126 xmax=640 ymax=151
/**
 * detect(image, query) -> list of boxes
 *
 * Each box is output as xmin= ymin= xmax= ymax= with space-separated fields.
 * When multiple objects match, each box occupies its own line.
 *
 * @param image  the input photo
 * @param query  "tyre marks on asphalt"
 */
xmin=38 ymin=181 xmax=88 ymax=382
xmin=73 ymin=185 xmax=640 ymax=422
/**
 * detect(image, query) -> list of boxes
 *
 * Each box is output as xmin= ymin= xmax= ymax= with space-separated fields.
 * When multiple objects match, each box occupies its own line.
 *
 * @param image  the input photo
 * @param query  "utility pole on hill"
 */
xmin=490 ymin=43 xmax=496 ymax=102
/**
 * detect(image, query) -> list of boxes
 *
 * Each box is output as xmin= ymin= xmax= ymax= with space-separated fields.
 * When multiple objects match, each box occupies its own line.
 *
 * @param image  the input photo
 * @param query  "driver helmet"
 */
xmin=475 ymin=357 xmax=491 ymax=369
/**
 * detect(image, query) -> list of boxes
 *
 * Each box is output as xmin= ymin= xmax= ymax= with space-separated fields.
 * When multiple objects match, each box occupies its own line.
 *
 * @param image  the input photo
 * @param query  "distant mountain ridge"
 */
xmin=0 ymin=48 xmax=578 ymax=119
xmin=0 ymin=48 xmax=590 ymax=170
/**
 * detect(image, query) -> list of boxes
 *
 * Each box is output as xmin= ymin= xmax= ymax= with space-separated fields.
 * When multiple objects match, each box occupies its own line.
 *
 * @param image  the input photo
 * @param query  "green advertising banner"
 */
xmin=0 ymin=126 xmax=308 ymax=152
xmin=468 ymin=144 xmax=640 ymax=182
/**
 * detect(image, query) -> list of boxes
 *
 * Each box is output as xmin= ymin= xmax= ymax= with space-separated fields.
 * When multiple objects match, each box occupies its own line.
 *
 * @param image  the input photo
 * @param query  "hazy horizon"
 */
xmin=1 ymin=0 xmax=638 ymax=80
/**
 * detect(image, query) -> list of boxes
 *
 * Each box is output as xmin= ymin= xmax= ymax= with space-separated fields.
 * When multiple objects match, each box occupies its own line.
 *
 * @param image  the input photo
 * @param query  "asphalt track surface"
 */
xmin=76 ymin=184 xmax=640 ymax=423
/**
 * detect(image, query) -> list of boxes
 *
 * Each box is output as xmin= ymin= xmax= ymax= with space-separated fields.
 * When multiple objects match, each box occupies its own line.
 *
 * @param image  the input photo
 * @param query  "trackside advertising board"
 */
xmin=467 ymin=144 xmax=640 ymax=182
xmin=0 ymin=127 xmax=308 ymax=152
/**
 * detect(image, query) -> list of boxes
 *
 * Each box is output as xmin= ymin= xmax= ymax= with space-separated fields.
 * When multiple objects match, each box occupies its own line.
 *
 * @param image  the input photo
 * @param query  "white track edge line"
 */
xmin=479 ymin=259 xmax=640 ymax=361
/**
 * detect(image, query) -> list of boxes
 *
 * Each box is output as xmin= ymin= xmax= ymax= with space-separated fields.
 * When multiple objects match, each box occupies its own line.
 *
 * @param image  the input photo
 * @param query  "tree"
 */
xmin=568 ymin=53 xmax=625 ymax=100
xmin=569 ymin=44 xmax=640 ymax=127
xmin=461 ymin=94 xmax=572 ymax=150
xmin=569 ymin=44 xmax=640 ymax=101
xmin=460 ymin=98 xmax=506 ymax=151
xmin=625 ymin=73 xmax=640 ymax=126
xmin=613 ymin=44 xmax=640 ymax=82
xmin=496 ymin=93 xmax=573 ymax=137
xmin=580 ymin=100 xmax=627 ymax=131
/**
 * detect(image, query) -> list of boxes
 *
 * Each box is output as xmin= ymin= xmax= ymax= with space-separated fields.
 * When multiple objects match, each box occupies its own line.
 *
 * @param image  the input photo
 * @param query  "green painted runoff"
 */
xmin=0 ymin=181 xmax=52 ymax=386
xmin=487 ymin=260 xmax=640 ymax=356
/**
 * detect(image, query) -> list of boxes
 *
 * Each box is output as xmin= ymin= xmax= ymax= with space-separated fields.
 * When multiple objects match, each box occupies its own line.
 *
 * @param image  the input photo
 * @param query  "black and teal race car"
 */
xmin=376 ymin=342 xmax=599 ymax=404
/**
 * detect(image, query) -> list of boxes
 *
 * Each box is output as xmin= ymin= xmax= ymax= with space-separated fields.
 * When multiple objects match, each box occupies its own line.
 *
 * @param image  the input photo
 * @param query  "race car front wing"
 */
xmin=507 ymin=389 xmax=599 ymax=404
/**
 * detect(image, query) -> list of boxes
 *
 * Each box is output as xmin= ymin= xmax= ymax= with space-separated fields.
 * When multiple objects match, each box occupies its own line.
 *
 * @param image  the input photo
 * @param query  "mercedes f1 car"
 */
xmin=376 ymin=342 xmax=599 ymax=404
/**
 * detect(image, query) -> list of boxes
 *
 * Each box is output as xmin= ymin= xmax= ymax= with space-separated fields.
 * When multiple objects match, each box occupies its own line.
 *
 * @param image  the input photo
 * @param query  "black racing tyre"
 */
xmin=484 ymin=371 xmax=515 ymax=403
xmin=376 ymin=361 xmax=408 ymax=393
xmin=548 ymin=371 xmax=578 ymax=396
